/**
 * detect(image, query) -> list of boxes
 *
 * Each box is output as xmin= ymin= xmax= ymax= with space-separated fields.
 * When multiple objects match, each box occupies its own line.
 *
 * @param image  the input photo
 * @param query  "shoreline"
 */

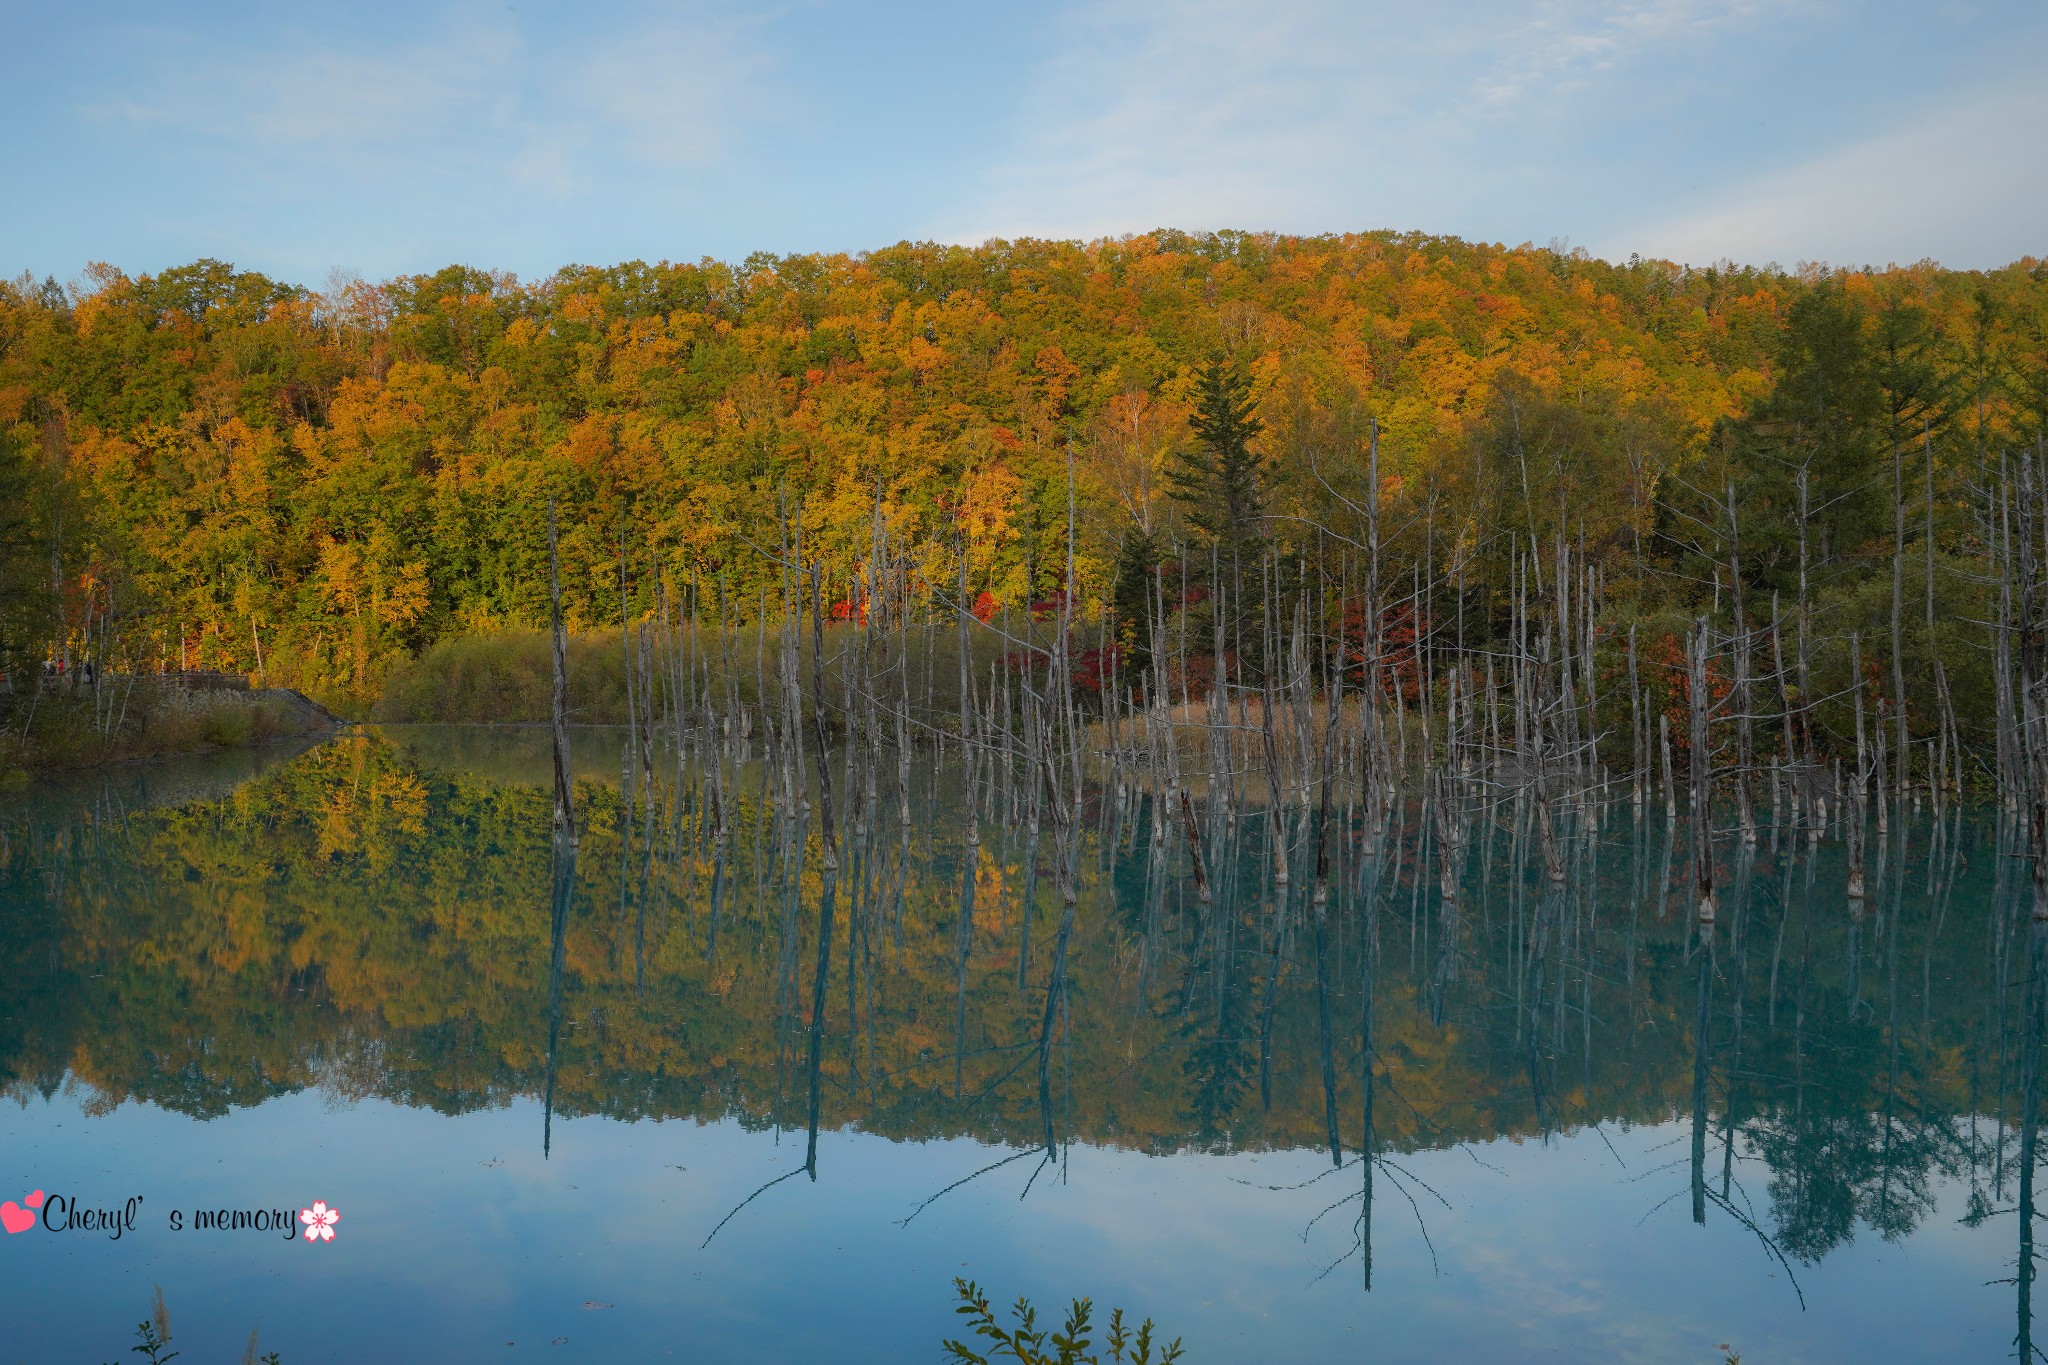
xmin=4 ymin=686 xmax=350 ymax=780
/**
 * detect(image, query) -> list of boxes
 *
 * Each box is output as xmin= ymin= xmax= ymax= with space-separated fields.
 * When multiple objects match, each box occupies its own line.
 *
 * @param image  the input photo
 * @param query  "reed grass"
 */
xmin=374 ymin=616 xmax=1096 ymax=730
xmin=4 ymin=683 xmax=313 ymax=774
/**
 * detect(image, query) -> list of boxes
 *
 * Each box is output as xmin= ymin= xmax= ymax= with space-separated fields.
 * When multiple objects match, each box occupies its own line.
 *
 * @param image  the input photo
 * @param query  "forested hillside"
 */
xmin=2 ymin=231 xmax=2043 ymax=726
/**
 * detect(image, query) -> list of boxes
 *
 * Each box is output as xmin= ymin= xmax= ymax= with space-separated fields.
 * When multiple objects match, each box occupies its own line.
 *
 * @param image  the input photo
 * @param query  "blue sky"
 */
xmin=4 ymin=0 xmax=2044 ymax=286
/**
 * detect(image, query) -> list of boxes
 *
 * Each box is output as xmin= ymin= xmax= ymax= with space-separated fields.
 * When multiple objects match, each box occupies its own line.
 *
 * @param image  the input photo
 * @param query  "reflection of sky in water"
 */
xmin=0 ymin=1090 xmax=2010 ymax=1362
xmin=0 ymin=732 xmax=2030 ymax=1360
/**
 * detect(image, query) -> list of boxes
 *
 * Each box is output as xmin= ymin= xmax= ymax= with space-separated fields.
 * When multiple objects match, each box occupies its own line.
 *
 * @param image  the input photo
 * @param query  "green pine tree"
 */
xmin=1109 ymin=523 xmax=1160 ymax=693
xmin=1171 ymin=360 xmax=1269 ymax=678
xmin=1171 ymin=360 xmax=1267 ymax=557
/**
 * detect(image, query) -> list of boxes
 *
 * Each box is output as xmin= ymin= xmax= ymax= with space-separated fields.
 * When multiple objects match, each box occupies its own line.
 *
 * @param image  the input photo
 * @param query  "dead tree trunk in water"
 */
xmin=619 ymin=540 xmax=636 ymax=820
xmin=1688 ymin=616 xmax=1716 ymax=927
xmin=542 ymin=498 xmax=578 ymax=1157
xmin=1725 ymin=486 xmax=1756 ymax=846
xmin=2018 ymin=918 xmax=2048 ymax=1357
xmin=2018 ymin=450 xmax=2048 ymax=923
xmin=1892 ymin=437 xmax=1910 ymax=808
xmin=1848 ymin=633 xmax=1869 ymax=902
xmin=1925 ymin=427 xmax=1958 ymax=806
xmin=809 ymin=564 xmax=838 ymax=870
xmin=1995 ymin=454 xmax=2021 ymax=811
xmin=1689 ymin=928 xmax=1714 ymax=1224
xmin=1627 ymin=623 xmax=1645 ymax=809
xmin=548 ymin=499 xmax=576 ymax=841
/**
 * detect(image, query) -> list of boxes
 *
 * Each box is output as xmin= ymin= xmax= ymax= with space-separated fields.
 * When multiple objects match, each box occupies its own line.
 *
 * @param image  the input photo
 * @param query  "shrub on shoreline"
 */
xmin=3 ymin=682 xmax=317 ymax=773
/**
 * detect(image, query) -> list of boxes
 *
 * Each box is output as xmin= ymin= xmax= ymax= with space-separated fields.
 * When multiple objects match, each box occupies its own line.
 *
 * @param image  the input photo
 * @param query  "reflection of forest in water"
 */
xmin=0 ymin=729 xmax=2036 ymax=1281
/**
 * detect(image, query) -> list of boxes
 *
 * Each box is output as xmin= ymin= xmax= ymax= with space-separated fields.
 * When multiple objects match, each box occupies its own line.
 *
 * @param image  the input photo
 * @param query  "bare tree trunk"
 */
xmin=548 ymin=499 xmax=576 ymax=840
xmin=810 ymin=563 xmax=838 ymax=870
xmin=2018 ymin=448 xmax=2048 ymax=922
xmin=1925 ymin=424 xmax=1958 ymax=807
xmin=1796 ymin=465 xmax=1818 ymax=794
xmin=1725 ymin=486 xmax=1756 ymax=845
xmin=1999 ymin=453 xmax=2023 ymax=810
xmin=1628 ymin=623 xmax=1645 ymax=808
xmin=1661 ymin=712 xmax=1677 ymax=825
xmin=1892 ymin=437 xmax=1910 ymax=806
xmin=1849 ymin=632 xmax=1868 ymax=902
xmin=1688 ymin=616 xmax=1715 ymax=927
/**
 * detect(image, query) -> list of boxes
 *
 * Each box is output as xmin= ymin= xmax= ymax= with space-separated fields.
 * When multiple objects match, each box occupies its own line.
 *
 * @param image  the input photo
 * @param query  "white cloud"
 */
xmin=1612 ymin=81 xmax=2048 ymax=269
xmin=568 ymin=15 xmax=778 ymax=171
xmin=935 ymin=0 xmax=1367 ymax=242
xmin=83 ymin=4 xmax=771 ymax=202
xmin=1468 ymin=0 xmax=1766 ymax=107
xmin=936 ymin=0 xmax=1775 ymax=246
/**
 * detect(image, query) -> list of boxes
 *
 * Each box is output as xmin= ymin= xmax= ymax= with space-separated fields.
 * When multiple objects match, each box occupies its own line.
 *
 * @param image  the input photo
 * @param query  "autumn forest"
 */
xmin=3 ymin=230 xmax=2043 ymax=777
xmin=9 ymin=223 xmax=2048 ymax=1361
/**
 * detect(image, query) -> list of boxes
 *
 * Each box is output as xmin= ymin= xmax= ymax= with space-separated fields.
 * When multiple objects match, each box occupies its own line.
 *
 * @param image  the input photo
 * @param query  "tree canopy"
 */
xmin=0 ymin=231 xmax=2041 ymax=711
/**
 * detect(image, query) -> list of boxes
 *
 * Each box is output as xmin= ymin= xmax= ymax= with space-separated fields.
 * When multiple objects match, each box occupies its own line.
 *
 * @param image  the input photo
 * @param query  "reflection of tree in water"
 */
xmin=1174 ymin=837 xmax=1263 ymax=1146
xmin=1732 ymin=833 xmax=1976 ymax=1264
xmin=1176 ymin=940 xmax=1256 ymax=1146
xmin=2 ymin=736 xmax=2036 ymax=1294
xmin=1748 ymin=1108 xmax=1952 ymax=1263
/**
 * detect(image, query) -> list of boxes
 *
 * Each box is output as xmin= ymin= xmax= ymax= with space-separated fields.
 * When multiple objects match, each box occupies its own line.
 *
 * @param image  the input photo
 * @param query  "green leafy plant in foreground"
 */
xmin=101 ymin=1287 xmax=281 ymax=1365
xmin=106 ymin=1285 xmax=178 ymax=1365
xmin=944 ymin=1278 xmax=1184 ymax=1364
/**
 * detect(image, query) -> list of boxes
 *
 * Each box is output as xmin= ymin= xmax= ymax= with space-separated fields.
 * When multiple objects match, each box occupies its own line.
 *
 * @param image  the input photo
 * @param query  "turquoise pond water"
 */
xmin=0 ymin=727 xmax=2030 ymax=1362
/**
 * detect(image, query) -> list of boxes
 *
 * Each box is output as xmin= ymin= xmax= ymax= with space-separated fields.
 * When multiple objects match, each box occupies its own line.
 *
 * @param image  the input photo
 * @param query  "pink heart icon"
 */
xmin=0 ymin=1202 xmax=33 ymax=1235
xmin=24 ymin=1191 xmax=43 ymax=1209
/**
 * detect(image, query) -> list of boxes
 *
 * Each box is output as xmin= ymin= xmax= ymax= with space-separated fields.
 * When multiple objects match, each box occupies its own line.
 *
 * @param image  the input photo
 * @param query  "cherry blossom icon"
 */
xmin=299 ymin=1200 xmax=341 ymax=1243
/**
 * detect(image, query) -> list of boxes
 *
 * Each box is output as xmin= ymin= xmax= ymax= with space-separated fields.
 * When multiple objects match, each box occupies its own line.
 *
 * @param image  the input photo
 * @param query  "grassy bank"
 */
xmin=4 ymin=683 xmax=334 ymax=776
xmin=374 ymin=629 xmax=634 ymax=724
xmin=373 ymin=618 xmax=1095 ymax=727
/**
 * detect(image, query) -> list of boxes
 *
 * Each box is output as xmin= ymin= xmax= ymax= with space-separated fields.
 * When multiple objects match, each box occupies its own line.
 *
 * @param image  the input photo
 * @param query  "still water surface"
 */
xmin=0 ymin=729 xmax=2030 ymax=1361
